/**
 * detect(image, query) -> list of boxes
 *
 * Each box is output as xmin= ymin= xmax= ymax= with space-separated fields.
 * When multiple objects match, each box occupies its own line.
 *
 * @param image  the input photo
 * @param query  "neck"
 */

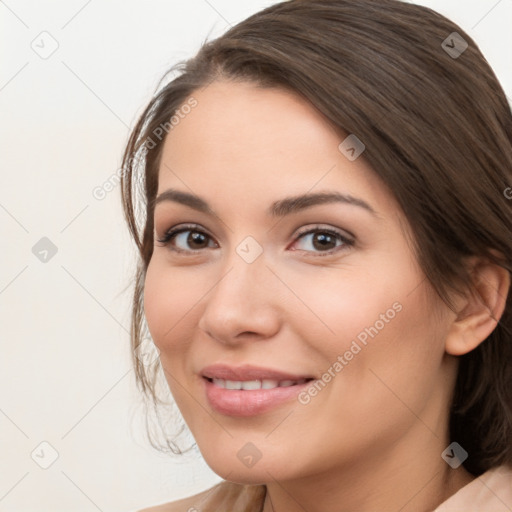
xmin=261 ymin=430 xmax=475 ymax=512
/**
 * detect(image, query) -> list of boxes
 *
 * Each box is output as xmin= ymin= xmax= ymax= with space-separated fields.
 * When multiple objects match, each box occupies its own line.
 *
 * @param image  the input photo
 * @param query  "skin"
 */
xmin=143 ymin=79 xmax=509 ymax=512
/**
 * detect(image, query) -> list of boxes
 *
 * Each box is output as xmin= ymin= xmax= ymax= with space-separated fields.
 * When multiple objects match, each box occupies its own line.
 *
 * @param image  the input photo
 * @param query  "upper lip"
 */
xmin=201 ymin=364 xmax=314 ymax=382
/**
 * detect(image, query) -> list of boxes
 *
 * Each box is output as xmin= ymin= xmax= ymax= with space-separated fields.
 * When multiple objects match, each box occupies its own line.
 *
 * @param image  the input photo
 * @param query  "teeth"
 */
xmin=262 ymin=379 xmax=280 ymax=389
xmin=210 ymin=378 xmax=308 ymax=390
xmin=241 ymin=380 xmax=263 ymax=390
xmin=225 ymin=380 xmax=242 ymax=390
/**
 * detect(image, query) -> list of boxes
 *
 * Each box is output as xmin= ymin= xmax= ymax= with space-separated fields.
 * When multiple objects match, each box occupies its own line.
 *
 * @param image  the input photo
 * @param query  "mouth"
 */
xmin=203 ymin=376 xmax=314 ymax=390
xmin=201 ymin=363 xmax=315 ymax=382
xmin=200 ymin=364 xmax=316 ymax=416
xmin=200 ymin=364 xmax=315 ymax=417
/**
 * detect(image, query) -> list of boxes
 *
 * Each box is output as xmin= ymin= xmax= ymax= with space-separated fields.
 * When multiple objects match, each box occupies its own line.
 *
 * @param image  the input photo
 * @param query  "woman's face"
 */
xmin=144 ymin=80 xmax=458 ymax=483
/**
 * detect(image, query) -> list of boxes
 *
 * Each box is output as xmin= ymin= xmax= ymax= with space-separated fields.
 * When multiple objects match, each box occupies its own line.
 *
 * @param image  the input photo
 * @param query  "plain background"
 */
xmin=0 ymin=1 xmax=510 ymax=511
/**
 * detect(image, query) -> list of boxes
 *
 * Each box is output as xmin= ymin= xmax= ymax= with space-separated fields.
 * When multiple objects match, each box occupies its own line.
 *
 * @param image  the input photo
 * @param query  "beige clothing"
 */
xmin=138 ymin=465 xmax=512 ymax=512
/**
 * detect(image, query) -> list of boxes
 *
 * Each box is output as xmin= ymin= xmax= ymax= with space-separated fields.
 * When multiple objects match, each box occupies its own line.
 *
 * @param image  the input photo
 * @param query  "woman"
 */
xmin=121 ymin=0 xmax=512 ymax=510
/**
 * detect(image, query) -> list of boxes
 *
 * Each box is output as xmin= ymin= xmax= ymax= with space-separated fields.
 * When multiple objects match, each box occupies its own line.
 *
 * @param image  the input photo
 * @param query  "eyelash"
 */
xmin=156 ymin=223 xmax=354 ymax=257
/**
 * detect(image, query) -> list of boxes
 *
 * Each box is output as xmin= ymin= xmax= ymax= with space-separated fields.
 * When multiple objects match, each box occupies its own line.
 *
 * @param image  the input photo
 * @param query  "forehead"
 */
xmin=156 ymin=80 xmax=396 ymax=220
xmin=160 ymin=80 xmax=342 ymax=160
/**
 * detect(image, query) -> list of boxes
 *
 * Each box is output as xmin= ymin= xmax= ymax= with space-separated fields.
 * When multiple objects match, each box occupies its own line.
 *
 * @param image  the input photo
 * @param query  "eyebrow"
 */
xmin=153 ymin=189 xmax=378 ymax=218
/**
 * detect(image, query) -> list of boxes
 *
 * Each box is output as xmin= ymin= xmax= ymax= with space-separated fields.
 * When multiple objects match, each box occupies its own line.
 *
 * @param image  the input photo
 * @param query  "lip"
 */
xmin=203 ymin=378 xmax=313 ymax=416
xmin=201 ymin=364 xmax=314 ymax=381
xmin=201 ymin=364 xmax=315 ymax=417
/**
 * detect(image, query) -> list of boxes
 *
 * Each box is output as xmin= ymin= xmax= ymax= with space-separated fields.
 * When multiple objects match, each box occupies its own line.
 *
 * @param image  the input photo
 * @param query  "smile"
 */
xmin=207 ymin=377 xmax=311 ymax=390
xmin=203 ymin=377 xmax=315 ymax=417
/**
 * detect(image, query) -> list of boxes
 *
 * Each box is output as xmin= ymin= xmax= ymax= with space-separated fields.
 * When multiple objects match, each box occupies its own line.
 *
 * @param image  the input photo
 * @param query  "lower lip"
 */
xmin=203 ymin=378 xmax=313 ymax=417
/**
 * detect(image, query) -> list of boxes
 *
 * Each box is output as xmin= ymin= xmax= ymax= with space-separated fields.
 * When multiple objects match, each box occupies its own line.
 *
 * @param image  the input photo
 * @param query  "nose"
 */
xmin=197 ymin=250 xmax=282 ymax=345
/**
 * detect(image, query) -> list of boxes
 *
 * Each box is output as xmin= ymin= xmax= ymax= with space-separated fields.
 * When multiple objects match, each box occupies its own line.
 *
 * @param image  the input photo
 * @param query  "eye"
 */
xmin=290 ymin=226 xmax=354 ymax=256
xmin=156 ymin=224 xmax=217 ymax=254
xmin=156 ymin=223 xmax=354 ymax=257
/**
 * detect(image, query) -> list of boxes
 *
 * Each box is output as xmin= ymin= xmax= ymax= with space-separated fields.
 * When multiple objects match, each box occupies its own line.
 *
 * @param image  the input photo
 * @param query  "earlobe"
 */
xmin=445 ymin=257 xmax=510 ymax=356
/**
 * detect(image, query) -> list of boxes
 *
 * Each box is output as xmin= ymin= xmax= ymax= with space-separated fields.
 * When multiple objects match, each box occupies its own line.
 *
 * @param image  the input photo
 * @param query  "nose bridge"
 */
xmin=215 ymin=233 xmax=272 ymax=298
xmin=198 ymin=239 xmax=281 ymax=341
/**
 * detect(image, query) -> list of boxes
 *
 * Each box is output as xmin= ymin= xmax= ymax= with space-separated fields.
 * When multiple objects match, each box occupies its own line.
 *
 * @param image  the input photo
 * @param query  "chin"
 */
xmin=204 ymin=459 xmax=267 ymax=484
xmin=201 ymin=447 xmax=305 ymax=486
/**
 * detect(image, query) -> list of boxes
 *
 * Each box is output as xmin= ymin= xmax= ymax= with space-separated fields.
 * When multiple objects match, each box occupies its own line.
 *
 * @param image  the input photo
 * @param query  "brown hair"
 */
xmin=120 ymin=0 xmax=512 ymax=476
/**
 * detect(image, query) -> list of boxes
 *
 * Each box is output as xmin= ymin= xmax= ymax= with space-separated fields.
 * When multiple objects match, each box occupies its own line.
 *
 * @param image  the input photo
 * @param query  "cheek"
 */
xmin=143 ymin=258 xmax=202 ymax=351
xmin=283 ymin=254 xmax=443 ymax=385
xmin=276 ymin=262 xmax=406 ymax=351
xmin=331 ymin=280 xmax=448 ymax=424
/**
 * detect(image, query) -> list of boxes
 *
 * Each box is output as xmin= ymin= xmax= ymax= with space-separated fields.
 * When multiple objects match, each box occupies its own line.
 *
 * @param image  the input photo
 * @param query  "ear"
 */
xmin=445 ymin=255 xmax=510 ymax=356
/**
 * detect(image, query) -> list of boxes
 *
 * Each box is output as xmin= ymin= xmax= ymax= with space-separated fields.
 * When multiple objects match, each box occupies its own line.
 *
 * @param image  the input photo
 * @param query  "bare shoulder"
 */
xmin=135 ymin=480 xmax=266 ymax=512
